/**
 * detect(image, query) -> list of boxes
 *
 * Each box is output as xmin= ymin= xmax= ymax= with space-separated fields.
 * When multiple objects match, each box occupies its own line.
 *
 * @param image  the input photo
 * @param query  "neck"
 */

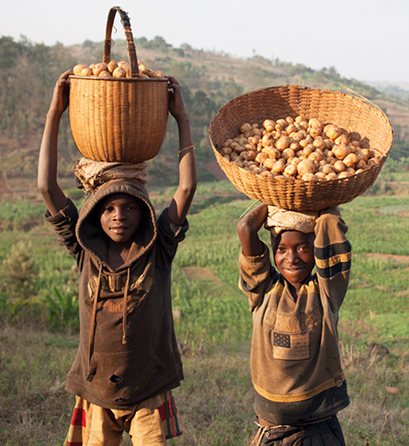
xmin=288 ymin=282 xmax=300 ymax=301
xmin=107 ymin=240 xmax=132 ymax=269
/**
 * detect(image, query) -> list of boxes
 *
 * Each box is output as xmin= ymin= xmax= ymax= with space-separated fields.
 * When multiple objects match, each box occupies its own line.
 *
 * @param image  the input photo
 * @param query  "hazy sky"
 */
xmin=1 ymin=0 xmax=408 ymax=84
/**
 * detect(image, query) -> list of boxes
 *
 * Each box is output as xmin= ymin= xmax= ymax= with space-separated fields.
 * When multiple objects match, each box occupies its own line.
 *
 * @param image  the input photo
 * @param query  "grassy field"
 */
xmin=0 ymin=178 xmax=409 ymax=445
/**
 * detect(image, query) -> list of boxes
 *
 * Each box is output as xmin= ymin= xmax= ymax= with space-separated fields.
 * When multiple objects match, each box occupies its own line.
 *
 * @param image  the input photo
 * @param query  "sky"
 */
xmin=1 ymin=0 xmax=408 ymax=85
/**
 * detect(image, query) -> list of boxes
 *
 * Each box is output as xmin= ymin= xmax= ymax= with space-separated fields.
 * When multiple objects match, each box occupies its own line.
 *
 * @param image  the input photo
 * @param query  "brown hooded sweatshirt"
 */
xmin=239 ymin=208 xmax=351 ymax=425
xmin=45 ymin=178 xmax=187 ymax=409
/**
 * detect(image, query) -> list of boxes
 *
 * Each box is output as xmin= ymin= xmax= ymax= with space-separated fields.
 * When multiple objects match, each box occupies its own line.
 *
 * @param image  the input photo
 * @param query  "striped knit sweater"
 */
xmin=239 ymin=207 xmax=351 ymax=425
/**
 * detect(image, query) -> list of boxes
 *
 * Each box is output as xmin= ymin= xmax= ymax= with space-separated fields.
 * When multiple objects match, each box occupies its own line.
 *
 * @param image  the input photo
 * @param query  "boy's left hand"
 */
xmin=49 ymin=70 xmax=73 ymax=116
xmin=166 ymin=75 xmax=188 ymax=122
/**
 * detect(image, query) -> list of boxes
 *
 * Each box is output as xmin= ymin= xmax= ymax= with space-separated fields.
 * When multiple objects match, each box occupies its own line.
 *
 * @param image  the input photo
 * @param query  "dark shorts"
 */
xmin=249 ymin=416 xmax=346 ymax=446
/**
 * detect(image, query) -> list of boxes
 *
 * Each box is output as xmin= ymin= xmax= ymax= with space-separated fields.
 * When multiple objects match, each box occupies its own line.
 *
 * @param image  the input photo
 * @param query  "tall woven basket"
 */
xmin=69 ymin=7 xmax=169 ymax=164
xmin=209 ymin=85 xmax=394 ymax=211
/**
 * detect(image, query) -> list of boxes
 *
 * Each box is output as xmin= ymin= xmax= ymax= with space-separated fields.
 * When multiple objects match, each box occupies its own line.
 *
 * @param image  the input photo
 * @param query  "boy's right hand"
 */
xmin=49 ymin=70 xmax=73 ymax=116
xmin=237 ymin=204 xmax=268 ymax=257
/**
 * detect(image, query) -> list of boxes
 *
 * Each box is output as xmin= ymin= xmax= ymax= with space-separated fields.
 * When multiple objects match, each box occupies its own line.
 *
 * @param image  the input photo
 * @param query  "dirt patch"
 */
xmin=181 ymin=265 xmax=225 ymax=288
xmin=0 ymin=170 xmax=12 ymax=195
xmin=365 ymin=253 xmax=409 ymax=263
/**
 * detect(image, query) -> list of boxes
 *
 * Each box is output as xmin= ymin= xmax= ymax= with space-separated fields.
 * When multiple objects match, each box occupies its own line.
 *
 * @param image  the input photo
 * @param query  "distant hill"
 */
xmin=365 ymin=81 xmax=409 ymax=99
xmin=0 ymin=35 xmax=408 ymax=196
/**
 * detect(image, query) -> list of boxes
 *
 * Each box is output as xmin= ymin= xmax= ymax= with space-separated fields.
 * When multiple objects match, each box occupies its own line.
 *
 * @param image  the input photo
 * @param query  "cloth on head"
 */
xmin=74 ymin=157 xmax=147 ymax=193
xmin=265 ymin=206 xmax=319 ymax=237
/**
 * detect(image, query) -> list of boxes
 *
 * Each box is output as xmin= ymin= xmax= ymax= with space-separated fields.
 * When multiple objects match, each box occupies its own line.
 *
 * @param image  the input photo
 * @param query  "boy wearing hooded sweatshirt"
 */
xmin=38 ymin=71 xmax=197 ymax=445
xmin=237 ymin=204 xmax=351 ymax=446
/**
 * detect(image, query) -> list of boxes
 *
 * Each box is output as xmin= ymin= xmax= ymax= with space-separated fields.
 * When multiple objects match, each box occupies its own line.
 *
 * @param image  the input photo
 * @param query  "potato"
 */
xmin=73 ymin=64 xmax=86 ymax=75
xmin=275 ymin=135 xmax=291 ymax=150
xmin=272 ymin=160 xmax=286 ymax=173
xmin=302 ymin=173 xmax=317 ymax=181
xmin=220 ymin=115 xmax=376 ymax=182
xmin=297 ymin=159 xmax=315 ymax=176
xmin=282 ymin=148 xmax=295 ymax=160
xmin=263 ymin=119 xmax=276 ymax=132
xmin=324 ymin=124 xmax=342 ymax=140
xmin=276 ymin=118 xmax=287 ymax=128
xmin=338 ymin=171 xmax=349 ymax=179
xmin=286 ymin=124 xmax=298 ymax=135
xmin=107 ymin=60 xmax=119 ymax=73
xmin=309 ymin=126 xmax=322 ymax=138
xmin=313 ymin=137 xmax=326 ymax=150
xmin=92 ymin=63 xmax=108 ymax=76
xmin=262 ymin=134 xmax=275 ymax=147
xmin=255 ymin=153 xmax=269 ymax=164
xmin=284 ymin=164 xmax=297 ymax=176
xmin=343 ymin=153 xmax=358 ymax=167
xmin=335 ymin=134 xmax=350 ymax=145
xmin=240 ymin=123 xmax=253 ymax=133
xmin=260 ymin=170 xmax=274 ymax=178
xmin=333 ymin=160 xmax=347 ymax=173
xmin=332 ymin=144 xmax=351 ymax=160
xmin=263 ymin=158 xmax=275 ymax=170
xmin=80 ymin=67 xmax=93 ymax=76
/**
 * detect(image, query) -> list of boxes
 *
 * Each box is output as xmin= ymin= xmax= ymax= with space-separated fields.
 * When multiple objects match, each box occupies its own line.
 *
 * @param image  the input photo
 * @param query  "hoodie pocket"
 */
xmin=90 ymin=345 xmax=166 ymax=404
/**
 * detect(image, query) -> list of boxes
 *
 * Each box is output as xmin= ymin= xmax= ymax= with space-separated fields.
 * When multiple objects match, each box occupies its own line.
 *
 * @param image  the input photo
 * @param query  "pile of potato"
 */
xmin=72 ymin=60 xmax=164 ymax=78
xmin=220 ymin=116 xmax=380 ymax=181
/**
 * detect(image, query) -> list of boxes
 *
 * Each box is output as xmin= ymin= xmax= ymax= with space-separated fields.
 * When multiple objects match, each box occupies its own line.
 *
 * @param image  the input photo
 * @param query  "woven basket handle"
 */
xmin=103 ymin=6 xmax=139 ymax=78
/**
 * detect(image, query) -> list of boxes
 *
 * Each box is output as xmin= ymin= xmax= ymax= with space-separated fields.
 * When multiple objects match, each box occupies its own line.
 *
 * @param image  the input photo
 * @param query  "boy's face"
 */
xmin=99 ymin=193 xmax=142 ymax=245
xmin=274 ymin=231 xmax=315 ymax=288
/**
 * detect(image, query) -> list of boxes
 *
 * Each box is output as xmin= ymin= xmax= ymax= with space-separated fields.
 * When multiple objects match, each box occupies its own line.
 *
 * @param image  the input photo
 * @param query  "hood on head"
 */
xmin=76 ymin=178 xmax=157 ymax=269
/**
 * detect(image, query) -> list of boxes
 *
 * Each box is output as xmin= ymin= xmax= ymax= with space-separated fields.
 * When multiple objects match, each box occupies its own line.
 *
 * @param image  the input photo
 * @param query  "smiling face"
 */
xmin=273 ymin=230 xmax=315 ymax=290
xmin=98 ymin=193 xmax=142 ymax=246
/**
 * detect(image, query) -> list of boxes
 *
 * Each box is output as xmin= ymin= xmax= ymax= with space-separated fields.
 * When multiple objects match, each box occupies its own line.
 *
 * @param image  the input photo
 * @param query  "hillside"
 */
xmin=1 ymin=35 xmax=409 ymax=196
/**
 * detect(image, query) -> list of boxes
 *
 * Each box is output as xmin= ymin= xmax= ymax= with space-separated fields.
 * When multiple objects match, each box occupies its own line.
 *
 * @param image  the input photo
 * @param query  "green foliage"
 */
xmin=0 ymin=199 xmax=44 ymax=231
xmin=41 ymin=287 xmax=79 ymax=333
xmin=0 ymin=241 xmax=39 ymax=306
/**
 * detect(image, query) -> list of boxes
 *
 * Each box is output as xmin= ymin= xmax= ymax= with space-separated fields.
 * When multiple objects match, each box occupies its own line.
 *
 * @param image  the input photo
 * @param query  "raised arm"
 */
xmin=314 ymin=206 xmax=351 ymax=313
xmin=166 ymin=76 xmax=197 ymax=226
xmin=237 ymin=203 xmax=268 ymax=256
xmin=37 ymin=71 xmax=73 ymax=215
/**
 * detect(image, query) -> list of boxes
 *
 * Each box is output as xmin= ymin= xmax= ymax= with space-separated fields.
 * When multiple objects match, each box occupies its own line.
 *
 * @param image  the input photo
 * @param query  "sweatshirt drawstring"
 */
xmin=252 ymin=424 xmax=268 ymax=446
xmin=122 ymin=267 xmax=131 ymax=345
xmin=86 ymin=263 xmax=103 ymax=381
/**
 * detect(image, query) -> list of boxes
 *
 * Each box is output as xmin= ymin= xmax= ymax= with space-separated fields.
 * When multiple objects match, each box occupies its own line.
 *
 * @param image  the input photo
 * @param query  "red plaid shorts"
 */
xmin=63 ymin=391 xmax=182 ymax=446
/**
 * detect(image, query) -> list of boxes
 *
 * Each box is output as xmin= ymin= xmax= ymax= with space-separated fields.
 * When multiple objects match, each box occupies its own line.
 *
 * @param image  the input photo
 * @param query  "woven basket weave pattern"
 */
xmin=209 ymin=85 xmax=394 ymax=211
xmin=69 ymin=7 xmax=169 ymax=164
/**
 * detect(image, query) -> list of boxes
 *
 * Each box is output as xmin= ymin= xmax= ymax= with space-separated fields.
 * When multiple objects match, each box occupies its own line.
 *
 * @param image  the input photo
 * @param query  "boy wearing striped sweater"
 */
xmin=237 ymin=205 xmax=351 ymax=446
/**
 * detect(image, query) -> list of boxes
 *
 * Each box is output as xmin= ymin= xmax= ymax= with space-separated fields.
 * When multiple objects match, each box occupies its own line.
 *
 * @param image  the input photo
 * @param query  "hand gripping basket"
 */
xmin=209 ymin=85 xmax=394 ymax=211
xmin=69 ymin=7 xmax=169 ymax=164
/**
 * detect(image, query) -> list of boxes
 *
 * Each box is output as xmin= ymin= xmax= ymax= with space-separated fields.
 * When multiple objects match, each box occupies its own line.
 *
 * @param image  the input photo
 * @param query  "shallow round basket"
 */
xmin=69 ymin=7 xmax=169 ymax=164
xmin=209 ymin=85 xmax=394 ymax=211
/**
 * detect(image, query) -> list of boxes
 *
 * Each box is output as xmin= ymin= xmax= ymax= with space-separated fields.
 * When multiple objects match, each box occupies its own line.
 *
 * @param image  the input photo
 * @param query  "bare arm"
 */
xmin=166 ymin=76 xmax=197 ymax=226
xmin=237 ymin=204 xmax=268 ymax=256
xmin=38 ymin=71 xmax=73 ymax=215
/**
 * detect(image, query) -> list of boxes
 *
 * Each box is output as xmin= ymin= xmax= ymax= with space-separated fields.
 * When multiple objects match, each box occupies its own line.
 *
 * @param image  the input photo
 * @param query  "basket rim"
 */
xmin=209 ymin=84 xmax=394 ymax=132
xmin=68 ymin=75 xmax=168 ymax=82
